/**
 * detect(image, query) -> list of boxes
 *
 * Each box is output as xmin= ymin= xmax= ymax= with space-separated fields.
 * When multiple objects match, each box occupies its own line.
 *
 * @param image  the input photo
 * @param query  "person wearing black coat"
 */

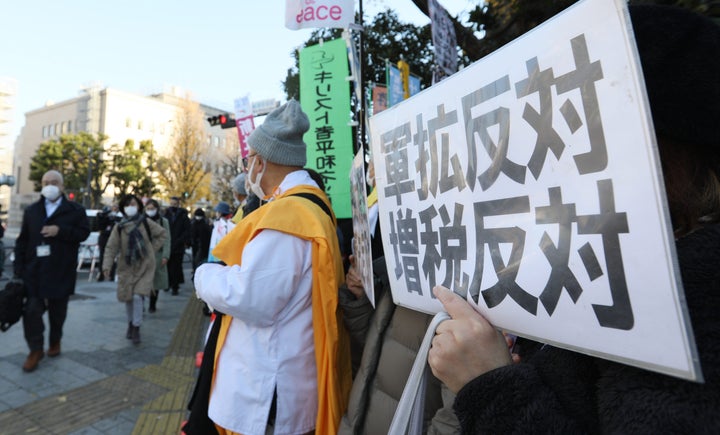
xmin=427 ymin=5 xmax=720 ymax=433
xmin=190 ymin=208 xmax=212 ymax=276
xmin=164 ymin=196 xmax=191 ymax=295
xmin=96 ymin=203 xmax=120 ymax=281
xmin=14 ymin=170 xmax=90 ymax=372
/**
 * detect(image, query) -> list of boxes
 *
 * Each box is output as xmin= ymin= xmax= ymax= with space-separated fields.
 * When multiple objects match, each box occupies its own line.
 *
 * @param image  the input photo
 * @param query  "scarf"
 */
xmin=120 ymin=215 xmax=147 ymax=266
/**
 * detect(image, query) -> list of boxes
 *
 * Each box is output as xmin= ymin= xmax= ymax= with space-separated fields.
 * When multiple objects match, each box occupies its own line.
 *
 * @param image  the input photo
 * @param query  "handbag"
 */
xmin=0 ymin=279 xmax=26 ymax=332
xmin=388 ymin=311 xmax=450 ymax=435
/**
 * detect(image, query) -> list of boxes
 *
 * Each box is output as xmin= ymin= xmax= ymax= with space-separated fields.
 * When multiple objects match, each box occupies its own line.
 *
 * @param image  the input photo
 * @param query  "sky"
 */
xmin=1 ymin=0 xmax=475 ymax=140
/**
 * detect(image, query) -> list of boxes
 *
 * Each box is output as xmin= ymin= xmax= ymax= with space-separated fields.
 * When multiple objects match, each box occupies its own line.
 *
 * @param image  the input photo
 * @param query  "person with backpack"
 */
xmin=102 ymin=194 xmax=166 ymax=344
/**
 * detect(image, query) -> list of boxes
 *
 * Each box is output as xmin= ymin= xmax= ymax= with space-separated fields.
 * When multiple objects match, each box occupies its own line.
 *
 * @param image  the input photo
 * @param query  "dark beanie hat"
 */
xmin=247 ymin=99 xmax=309 ymax=166
xmin=629 ymin=5 xmax=720 ymax=158
xmin=193 ymin=208 xmax=205 ymax=217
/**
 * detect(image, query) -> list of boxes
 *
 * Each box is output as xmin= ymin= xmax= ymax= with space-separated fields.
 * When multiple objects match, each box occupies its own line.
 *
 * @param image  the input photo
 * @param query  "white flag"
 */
xmin=285 ymin=0 xmax=355 ymax=30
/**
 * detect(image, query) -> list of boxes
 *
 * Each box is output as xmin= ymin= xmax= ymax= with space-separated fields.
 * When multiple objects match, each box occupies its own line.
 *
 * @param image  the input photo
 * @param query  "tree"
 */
xmin=209 ymin=131 xmax=242 ymax=205
xmin=410 ymin=0 xmax=718 ymax=62
xmin=156 ymin=96 xmax=210 ymax=205
xmin=29 ymin=132 xmax=109 ymax=208
xmin=106 ymin=139 xmax=160 ymax=199
xmin=283 ymin=10 xmax=437 ymax=100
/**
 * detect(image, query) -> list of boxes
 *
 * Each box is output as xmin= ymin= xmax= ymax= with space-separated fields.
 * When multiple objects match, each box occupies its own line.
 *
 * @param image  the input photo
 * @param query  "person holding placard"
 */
xmin=427 ymin=5 xmax=720 ymax=433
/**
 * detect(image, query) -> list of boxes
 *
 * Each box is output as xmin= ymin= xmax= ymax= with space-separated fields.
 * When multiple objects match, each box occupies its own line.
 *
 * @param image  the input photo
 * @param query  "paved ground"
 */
xmin=0 ymin=236 xmax=208 ymax=435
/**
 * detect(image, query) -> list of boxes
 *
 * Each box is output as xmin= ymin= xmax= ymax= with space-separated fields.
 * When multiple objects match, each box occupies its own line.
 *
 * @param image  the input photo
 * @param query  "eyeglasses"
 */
xmin=242 ymin=153 xmax=257 ymax=170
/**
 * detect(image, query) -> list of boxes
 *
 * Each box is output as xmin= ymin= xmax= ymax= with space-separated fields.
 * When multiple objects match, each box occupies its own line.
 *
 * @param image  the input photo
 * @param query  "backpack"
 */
xmin=0 ymin=279 xmax=26 ymax=332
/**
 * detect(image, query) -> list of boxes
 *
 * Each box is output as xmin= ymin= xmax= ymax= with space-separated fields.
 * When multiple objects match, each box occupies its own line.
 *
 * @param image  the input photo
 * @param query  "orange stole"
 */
xmin=211 ymin=185 xmax=351 ymax=434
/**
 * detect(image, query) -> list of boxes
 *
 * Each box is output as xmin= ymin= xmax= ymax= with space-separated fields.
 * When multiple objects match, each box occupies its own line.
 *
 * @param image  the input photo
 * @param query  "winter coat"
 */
xmin=166 ymin=206 xmax=191 ymax=254
xmin=150 ymin=216 xmax=170 ymax=290
xmin=338 ymin=258 xmax=460 ymax=435
xmin=102 ymin=216 xmax=167 ymax=302
xmin=453 ymin=224 xmax=720 ymax=434
xmin=14 ymin=195 xmax=90 ymax=299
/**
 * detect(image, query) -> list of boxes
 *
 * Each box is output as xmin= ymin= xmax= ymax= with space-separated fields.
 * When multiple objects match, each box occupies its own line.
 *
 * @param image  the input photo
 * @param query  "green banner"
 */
xmin=299 ymin=38 xmax=353 ymax=219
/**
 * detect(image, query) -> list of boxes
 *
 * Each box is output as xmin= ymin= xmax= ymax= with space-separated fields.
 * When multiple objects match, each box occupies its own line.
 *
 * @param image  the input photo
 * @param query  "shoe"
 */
xmin=131 ymin=326 xmax=141 ymax=345
xmin=22 ymin=350 xmax=45 ymax=372
xmin=47 ymin=342 xmax=61 ymax=357
xmin=126 ymin=322 xmax=132 ymax=339
xmin=172 ymin=289 xmax=179 ymax=295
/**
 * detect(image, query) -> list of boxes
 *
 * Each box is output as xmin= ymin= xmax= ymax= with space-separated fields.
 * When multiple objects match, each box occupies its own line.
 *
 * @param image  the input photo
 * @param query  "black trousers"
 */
xmin=167 ymin=251 xmax=185 ymax=289
xmin=23 ymin=295 xmax=69 ymax=351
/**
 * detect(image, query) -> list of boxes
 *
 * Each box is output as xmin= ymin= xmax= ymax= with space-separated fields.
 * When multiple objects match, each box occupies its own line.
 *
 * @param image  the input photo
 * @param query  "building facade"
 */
xmin=0 ymin=78 xmax=18 ymax=223
xmin=8 ymin=85 xmax=237 ymax=230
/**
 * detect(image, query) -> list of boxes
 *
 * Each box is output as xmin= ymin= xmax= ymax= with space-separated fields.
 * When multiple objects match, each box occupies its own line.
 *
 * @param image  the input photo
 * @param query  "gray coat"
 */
xmin=338 ymin=259 xmax=460 ymax=435
xmin=151 ymin=216 xmax=171 ymax=291
xmin=102 ymin=217 xmax=166 ymax=302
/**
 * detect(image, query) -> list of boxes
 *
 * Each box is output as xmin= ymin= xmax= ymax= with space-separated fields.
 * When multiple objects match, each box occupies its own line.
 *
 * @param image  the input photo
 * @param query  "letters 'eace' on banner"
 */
xmin=368 ymin=0 xmax=700 ymax=381
xmin=285 ymin=0 xmax=354 ymax=30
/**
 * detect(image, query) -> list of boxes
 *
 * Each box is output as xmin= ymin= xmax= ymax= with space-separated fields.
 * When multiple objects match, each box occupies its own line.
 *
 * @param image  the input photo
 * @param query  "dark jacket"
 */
xmin=190 ymin=217 xmax=212 ymax=264
xmin=165 ymin=207 xmax=191 ymax=254
xmin=453 ymin=224 xmax=720 ymax=434
xmin=14 ymin=195 xmax=90 ymax=299
xmin=338 ymin=258 xmax=460 ymax=435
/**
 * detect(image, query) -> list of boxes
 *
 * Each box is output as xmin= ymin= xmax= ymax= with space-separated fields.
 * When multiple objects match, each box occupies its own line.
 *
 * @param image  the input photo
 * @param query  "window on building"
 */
xmin=160 ymin=124 xmax=165 ymax=135
xmin=212 ymin=136 xmax=219 ymax=147
xmin=126 ymin=118 xmax=132 ymax=128
xmin=54 ymin=123 xmax=59 ymax=136
xmin=150 ymin=122 xmax=155 ymax=133
xmin=42 ymin=126 xmax=47 ymax=138
xmin=67 ymin=120 xmax=72 ymax=132
xmin=138 ymin=120 xmax=143 ymax=130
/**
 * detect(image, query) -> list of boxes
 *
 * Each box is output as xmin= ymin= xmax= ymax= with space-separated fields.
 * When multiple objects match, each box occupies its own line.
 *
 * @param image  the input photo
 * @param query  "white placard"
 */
xmin=368 ymin=0 xmax=700 ymax=381
xmin=349 ymin=150 xmax=375 ymax=306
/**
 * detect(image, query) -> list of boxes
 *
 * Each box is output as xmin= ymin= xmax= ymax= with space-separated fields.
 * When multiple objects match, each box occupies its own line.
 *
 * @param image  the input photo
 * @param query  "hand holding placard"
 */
xmin=428 ymin=286 xmax=512 ymax=393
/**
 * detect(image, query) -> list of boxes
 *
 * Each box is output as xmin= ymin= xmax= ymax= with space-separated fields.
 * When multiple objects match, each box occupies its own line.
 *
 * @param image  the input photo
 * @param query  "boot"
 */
xmin=22 ymin=350 xmax=45 ymax=372
xmin=47 ymin=342 xmax=61 ymax=358
xmin=149 ymin=294 xmax=157 ymax=313
xmin=131 ymin=326 xmax=141 ymax=345
xmin=126 ymin=322 xmax=132 ymax=339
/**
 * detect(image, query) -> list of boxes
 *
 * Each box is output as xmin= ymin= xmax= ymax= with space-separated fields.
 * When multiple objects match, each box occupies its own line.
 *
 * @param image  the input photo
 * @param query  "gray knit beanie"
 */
xmin=232 ymin=173 xmax=247 ymax=196
xmin=247 ymin=99 xmax=309 ymax=166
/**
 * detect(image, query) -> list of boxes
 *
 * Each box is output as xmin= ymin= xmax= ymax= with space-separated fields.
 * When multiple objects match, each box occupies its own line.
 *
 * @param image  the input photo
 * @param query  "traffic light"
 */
xmin=207 ymin=113 xmax=237 ymax=129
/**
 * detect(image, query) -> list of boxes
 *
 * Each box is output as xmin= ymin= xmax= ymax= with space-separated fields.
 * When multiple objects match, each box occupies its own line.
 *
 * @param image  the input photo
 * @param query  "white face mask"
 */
xmin=247 ymin=157 xmax=266 ymax=199
xmin=41 ymin=185 xmax=61 ymax=201
xmin=124 ymin=206 xmax=138 ymax=217
xmin=146 ymin=209 xmax=157 ymax=217
xmin=194 ymin=216 xmax=203 ymax=221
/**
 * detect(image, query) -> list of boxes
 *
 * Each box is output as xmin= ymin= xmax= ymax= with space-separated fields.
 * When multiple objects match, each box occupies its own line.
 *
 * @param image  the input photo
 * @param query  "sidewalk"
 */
xmin=0 ymin=263 xmax=208 ymax=435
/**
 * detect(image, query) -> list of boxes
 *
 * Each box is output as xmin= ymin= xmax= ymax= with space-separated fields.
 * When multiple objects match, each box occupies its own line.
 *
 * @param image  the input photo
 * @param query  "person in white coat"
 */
xmin=187 ymin=100 xmax=350 ymax=435
xmin=207 ymin=201 xmax=235 ymax=263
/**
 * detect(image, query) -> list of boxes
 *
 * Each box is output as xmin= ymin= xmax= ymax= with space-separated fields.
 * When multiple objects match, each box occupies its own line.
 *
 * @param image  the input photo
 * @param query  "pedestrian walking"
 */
xmin=144 ymin=199 xmax=170 ymax=313
xmin=102 ymin=194 xmax=167 ymax=344
xmin=165 ymin=196 xmax=190 ymax=295
xmin=14 ymin=170 xmax=90 ymax=372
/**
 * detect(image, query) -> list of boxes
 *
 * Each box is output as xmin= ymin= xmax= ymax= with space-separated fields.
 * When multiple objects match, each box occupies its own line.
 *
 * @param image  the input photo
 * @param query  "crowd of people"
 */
xmin=7 ymin=4 xmax=719 ymax=434
xmin=12 ymin=171 xmax=252 ymax=366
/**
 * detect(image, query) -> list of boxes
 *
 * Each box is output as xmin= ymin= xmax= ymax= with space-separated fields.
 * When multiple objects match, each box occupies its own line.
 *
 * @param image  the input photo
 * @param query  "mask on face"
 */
xmin=247 ymin=157 xmax=266 ymax=199
xmin=194 ymin=216 xmax=203 ymax=221
xmin=124 ymin=206 xmax=138 ymax=217
xmin=146 ymin=209 xmax=157 ymax=218
xmin=41 ymin=185 xmax=61 ymax=201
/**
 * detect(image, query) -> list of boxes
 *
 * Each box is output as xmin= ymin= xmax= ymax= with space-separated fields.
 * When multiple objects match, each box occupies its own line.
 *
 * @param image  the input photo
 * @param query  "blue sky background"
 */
xmin=1 ymin=0 xmax=472 ymax=139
